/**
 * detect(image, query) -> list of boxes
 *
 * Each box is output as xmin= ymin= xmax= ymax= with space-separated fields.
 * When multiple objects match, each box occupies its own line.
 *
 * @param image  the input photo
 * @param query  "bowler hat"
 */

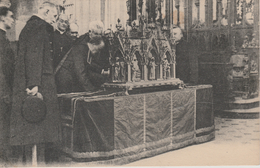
xmin=22 ymin=95 xmax=47 ymax=123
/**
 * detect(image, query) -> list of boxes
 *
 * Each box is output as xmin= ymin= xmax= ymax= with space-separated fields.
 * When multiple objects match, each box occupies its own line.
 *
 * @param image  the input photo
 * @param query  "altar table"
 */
xmin=58 ymin=85 xmax=214 ymax=164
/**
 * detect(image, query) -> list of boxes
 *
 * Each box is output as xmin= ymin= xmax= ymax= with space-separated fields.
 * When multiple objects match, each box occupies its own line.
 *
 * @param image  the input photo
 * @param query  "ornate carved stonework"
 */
xmin=103 ymin=12 xmax=184 ymax=94
xmin=227 ymin=32 xmax=259 ymax=100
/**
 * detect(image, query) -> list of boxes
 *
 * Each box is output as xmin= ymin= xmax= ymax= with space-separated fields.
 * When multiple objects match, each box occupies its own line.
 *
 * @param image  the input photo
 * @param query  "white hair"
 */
xmin=37 ymin=1 xmax=58 ymax=23
xmin=38 ymin=1 xmax=57 ymax=10
xmin=70 ymin=23 xmax=79 ymax=32
xmin=89 ymin=20 xmax=104 ymax=33
xmin=58 ymin=13 xmax=69 ymax=21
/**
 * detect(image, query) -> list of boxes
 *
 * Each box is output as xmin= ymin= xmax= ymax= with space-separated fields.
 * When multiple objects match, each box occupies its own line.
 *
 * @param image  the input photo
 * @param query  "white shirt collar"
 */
xmin=0 ymin=25 xmax=6 ymax=32
xmin=57 ymin=28 xmax=65 ymax=34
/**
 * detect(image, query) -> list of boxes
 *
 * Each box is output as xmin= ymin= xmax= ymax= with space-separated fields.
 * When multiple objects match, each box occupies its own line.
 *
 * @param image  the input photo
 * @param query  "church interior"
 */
xmin=5 ymin=0 xmax=260 ymax=166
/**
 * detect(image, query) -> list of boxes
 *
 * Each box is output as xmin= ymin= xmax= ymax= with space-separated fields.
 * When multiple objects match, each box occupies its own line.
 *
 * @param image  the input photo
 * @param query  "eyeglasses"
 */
xmin=58 ymin=19 xmax=69 ymax=25
xmin=70 ymin=32 xmax=78 ymax=36
xmin=92 ymin=32 xmax=102 ymax=36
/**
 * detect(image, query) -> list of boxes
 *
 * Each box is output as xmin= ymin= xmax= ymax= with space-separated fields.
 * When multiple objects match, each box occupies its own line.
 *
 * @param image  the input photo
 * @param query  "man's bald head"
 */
xmin=70 ymin=23 xmax=78 ymax=32
xmin=171 ymin=26 xmax=183 ymax=42
xmin=89 ymin=20 xmax=103 ymax=35
xmin=88 ymin=21 xmax=105 ymax=54
xmin=69 ymin=23 xmax=79 ymax=40
xmin=59 ymin=13 xmax=68 ymax=21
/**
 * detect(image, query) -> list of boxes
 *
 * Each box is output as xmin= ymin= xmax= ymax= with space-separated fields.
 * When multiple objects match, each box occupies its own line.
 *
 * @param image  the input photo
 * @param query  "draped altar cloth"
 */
xmin=58 ymin=85 xmax=214 ymax=164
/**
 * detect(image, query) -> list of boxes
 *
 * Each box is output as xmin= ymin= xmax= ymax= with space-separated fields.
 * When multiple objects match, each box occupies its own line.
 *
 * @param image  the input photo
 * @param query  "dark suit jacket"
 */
xmin=0 ymin=29 xmax=15 ymax=149
xmin=176 ymin=39 xmax=191 ymax=83
xmin=10 ymin=16 xmax=60 ymax=146
xmin=55 ymin=33 xmax=110 ymax=94
xmin=0 ymin=29 xmax=14 ymax=102
xmin=53 ymin=30 xmax=73 ymax=68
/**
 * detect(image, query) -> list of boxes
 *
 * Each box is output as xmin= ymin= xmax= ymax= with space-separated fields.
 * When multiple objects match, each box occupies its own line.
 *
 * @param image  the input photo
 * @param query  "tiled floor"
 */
xmin=214 ymin=117 xmax=260 ymax=144
xmin=126 ymin=117 xmax=260 ymax=166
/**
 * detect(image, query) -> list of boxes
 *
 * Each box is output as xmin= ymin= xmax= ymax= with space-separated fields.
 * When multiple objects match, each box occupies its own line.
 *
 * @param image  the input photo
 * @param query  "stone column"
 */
xmin=208 ymin=0 xmax=213 ymax=28
xmin=195 ymin=0 xmax=200 ymax=21
xmin=144 ymin=64 xmax=148 ymax=81
xmin=160 ymin=64 xmax=163 ymax=79
xmin=254 ymin=0 xmax=259 ymax=42
xmin=175 ymin=0 xmax=180 ymax=26
xmin=254 ymin=0 xmax=259 ymax=95
xmin=128 ymin=64 xmax=131 ymax=82
xmin=217 ymin=0 xmax=222 ymax=28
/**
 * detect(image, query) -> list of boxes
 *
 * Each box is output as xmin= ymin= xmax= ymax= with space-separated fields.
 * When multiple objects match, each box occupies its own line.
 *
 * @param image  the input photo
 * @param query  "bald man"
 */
xmin=53 ymin=14 xmax=73 ymax=69
xmin=170 ymin=26 xmax=183 ymax=44
xmin=68 ymin=23 xmax=79 ymax=41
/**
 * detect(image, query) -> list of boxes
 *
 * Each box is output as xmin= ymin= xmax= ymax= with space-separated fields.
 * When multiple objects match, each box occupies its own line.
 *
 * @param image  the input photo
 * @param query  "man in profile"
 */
xmin=170 ymin=26 xmax=191 ymax=83
xmin=10 ymin=2 xmax=60 ymax=165
xmin=0 ymin=6 xmax=14 ymax=162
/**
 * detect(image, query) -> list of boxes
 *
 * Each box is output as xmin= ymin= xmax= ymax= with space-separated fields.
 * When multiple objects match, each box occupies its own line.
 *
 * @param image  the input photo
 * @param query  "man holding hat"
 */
xmin=10 ymin=1 xmax=60 ymax=165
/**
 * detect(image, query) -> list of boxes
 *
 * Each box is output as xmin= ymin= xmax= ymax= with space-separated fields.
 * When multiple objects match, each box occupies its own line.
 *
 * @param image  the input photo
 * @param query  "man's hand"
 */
xmin=26 ymin=86 xmax=43 ymax=100
xmin=26 ymin=86 xmax=38 ymax=96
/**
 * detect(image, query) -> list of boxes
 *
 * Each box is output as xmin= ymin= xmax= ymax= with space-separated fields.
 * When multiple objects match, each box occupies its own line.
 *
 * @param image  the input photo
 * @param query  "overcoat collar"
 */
xmin=28 ymin=15 xmax=54 ymax=33
xmin=0 ymin=28 xmax=6 ymax=35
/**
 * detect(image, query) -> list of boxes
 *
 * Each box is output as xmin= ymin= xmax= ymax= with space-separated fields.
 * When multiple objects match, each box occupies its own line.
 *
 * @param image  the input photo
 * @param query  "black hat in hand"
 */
xmin=21 ymin=94 xmax=46 ymax=124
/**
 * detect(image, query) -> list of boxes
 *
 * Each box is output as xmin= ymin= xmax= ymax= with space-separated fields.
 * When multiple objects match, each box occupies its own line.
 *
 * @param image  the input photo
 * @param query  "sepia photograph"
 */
xmin=0 ymin=0 xmax=259 ymax=167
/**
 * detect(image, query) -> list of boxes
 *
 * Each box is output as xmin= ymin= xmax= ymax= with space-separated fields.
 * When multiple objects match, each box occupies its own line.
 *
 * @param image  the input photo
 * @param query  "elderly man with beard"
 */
xmin=55 ymin=21 xmax=110 ymax=94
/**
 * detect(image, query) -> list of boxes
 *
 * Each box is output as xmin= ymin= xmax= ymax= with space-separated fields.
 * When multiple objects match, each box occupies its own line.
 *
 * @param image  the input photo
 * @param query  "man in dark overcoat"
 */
xmin=0 ymin=6 xmax=14 ymax=161
xmin=55 ymin=21 xmax=110 ymax=94
xmin=10 ymin=2 xmax=60 ymax=164
xmin=171 ymin=26 xmax=191 ymax=83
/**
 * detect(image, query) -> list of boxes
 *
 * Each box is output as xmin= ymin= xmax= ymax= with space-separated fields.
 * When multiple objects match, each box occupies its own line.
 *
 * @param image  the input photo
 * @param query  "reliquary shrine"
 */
xmin=102 ymin=0 xmax=184 ymax=94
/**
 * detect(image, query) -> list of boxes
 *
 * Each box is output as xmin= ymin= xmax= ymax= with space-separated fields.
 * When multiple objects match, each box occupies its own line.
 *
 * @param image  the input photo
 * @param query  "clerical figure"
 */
xmin=114 ymin=57 xmax=120 ymax=81
xmin=149 ymin=57 xmax=156 ymax=80
xmin=131 ymin=55 xmax=141 ymax=82
xmin=119 ymin=61 xmax=125 ymax=82
xmin=163 ymin=55 xmax=170 ymax=79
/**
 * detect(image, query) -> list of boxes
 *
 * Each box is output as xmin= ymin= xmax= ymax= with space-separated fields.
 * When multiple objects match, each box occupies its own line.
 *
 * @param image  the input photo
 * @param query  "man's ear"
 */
xmin=0 ymin=16 xmax=5 ymax=22
xmin=44 ymin=9 xmax=50 ymax=16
